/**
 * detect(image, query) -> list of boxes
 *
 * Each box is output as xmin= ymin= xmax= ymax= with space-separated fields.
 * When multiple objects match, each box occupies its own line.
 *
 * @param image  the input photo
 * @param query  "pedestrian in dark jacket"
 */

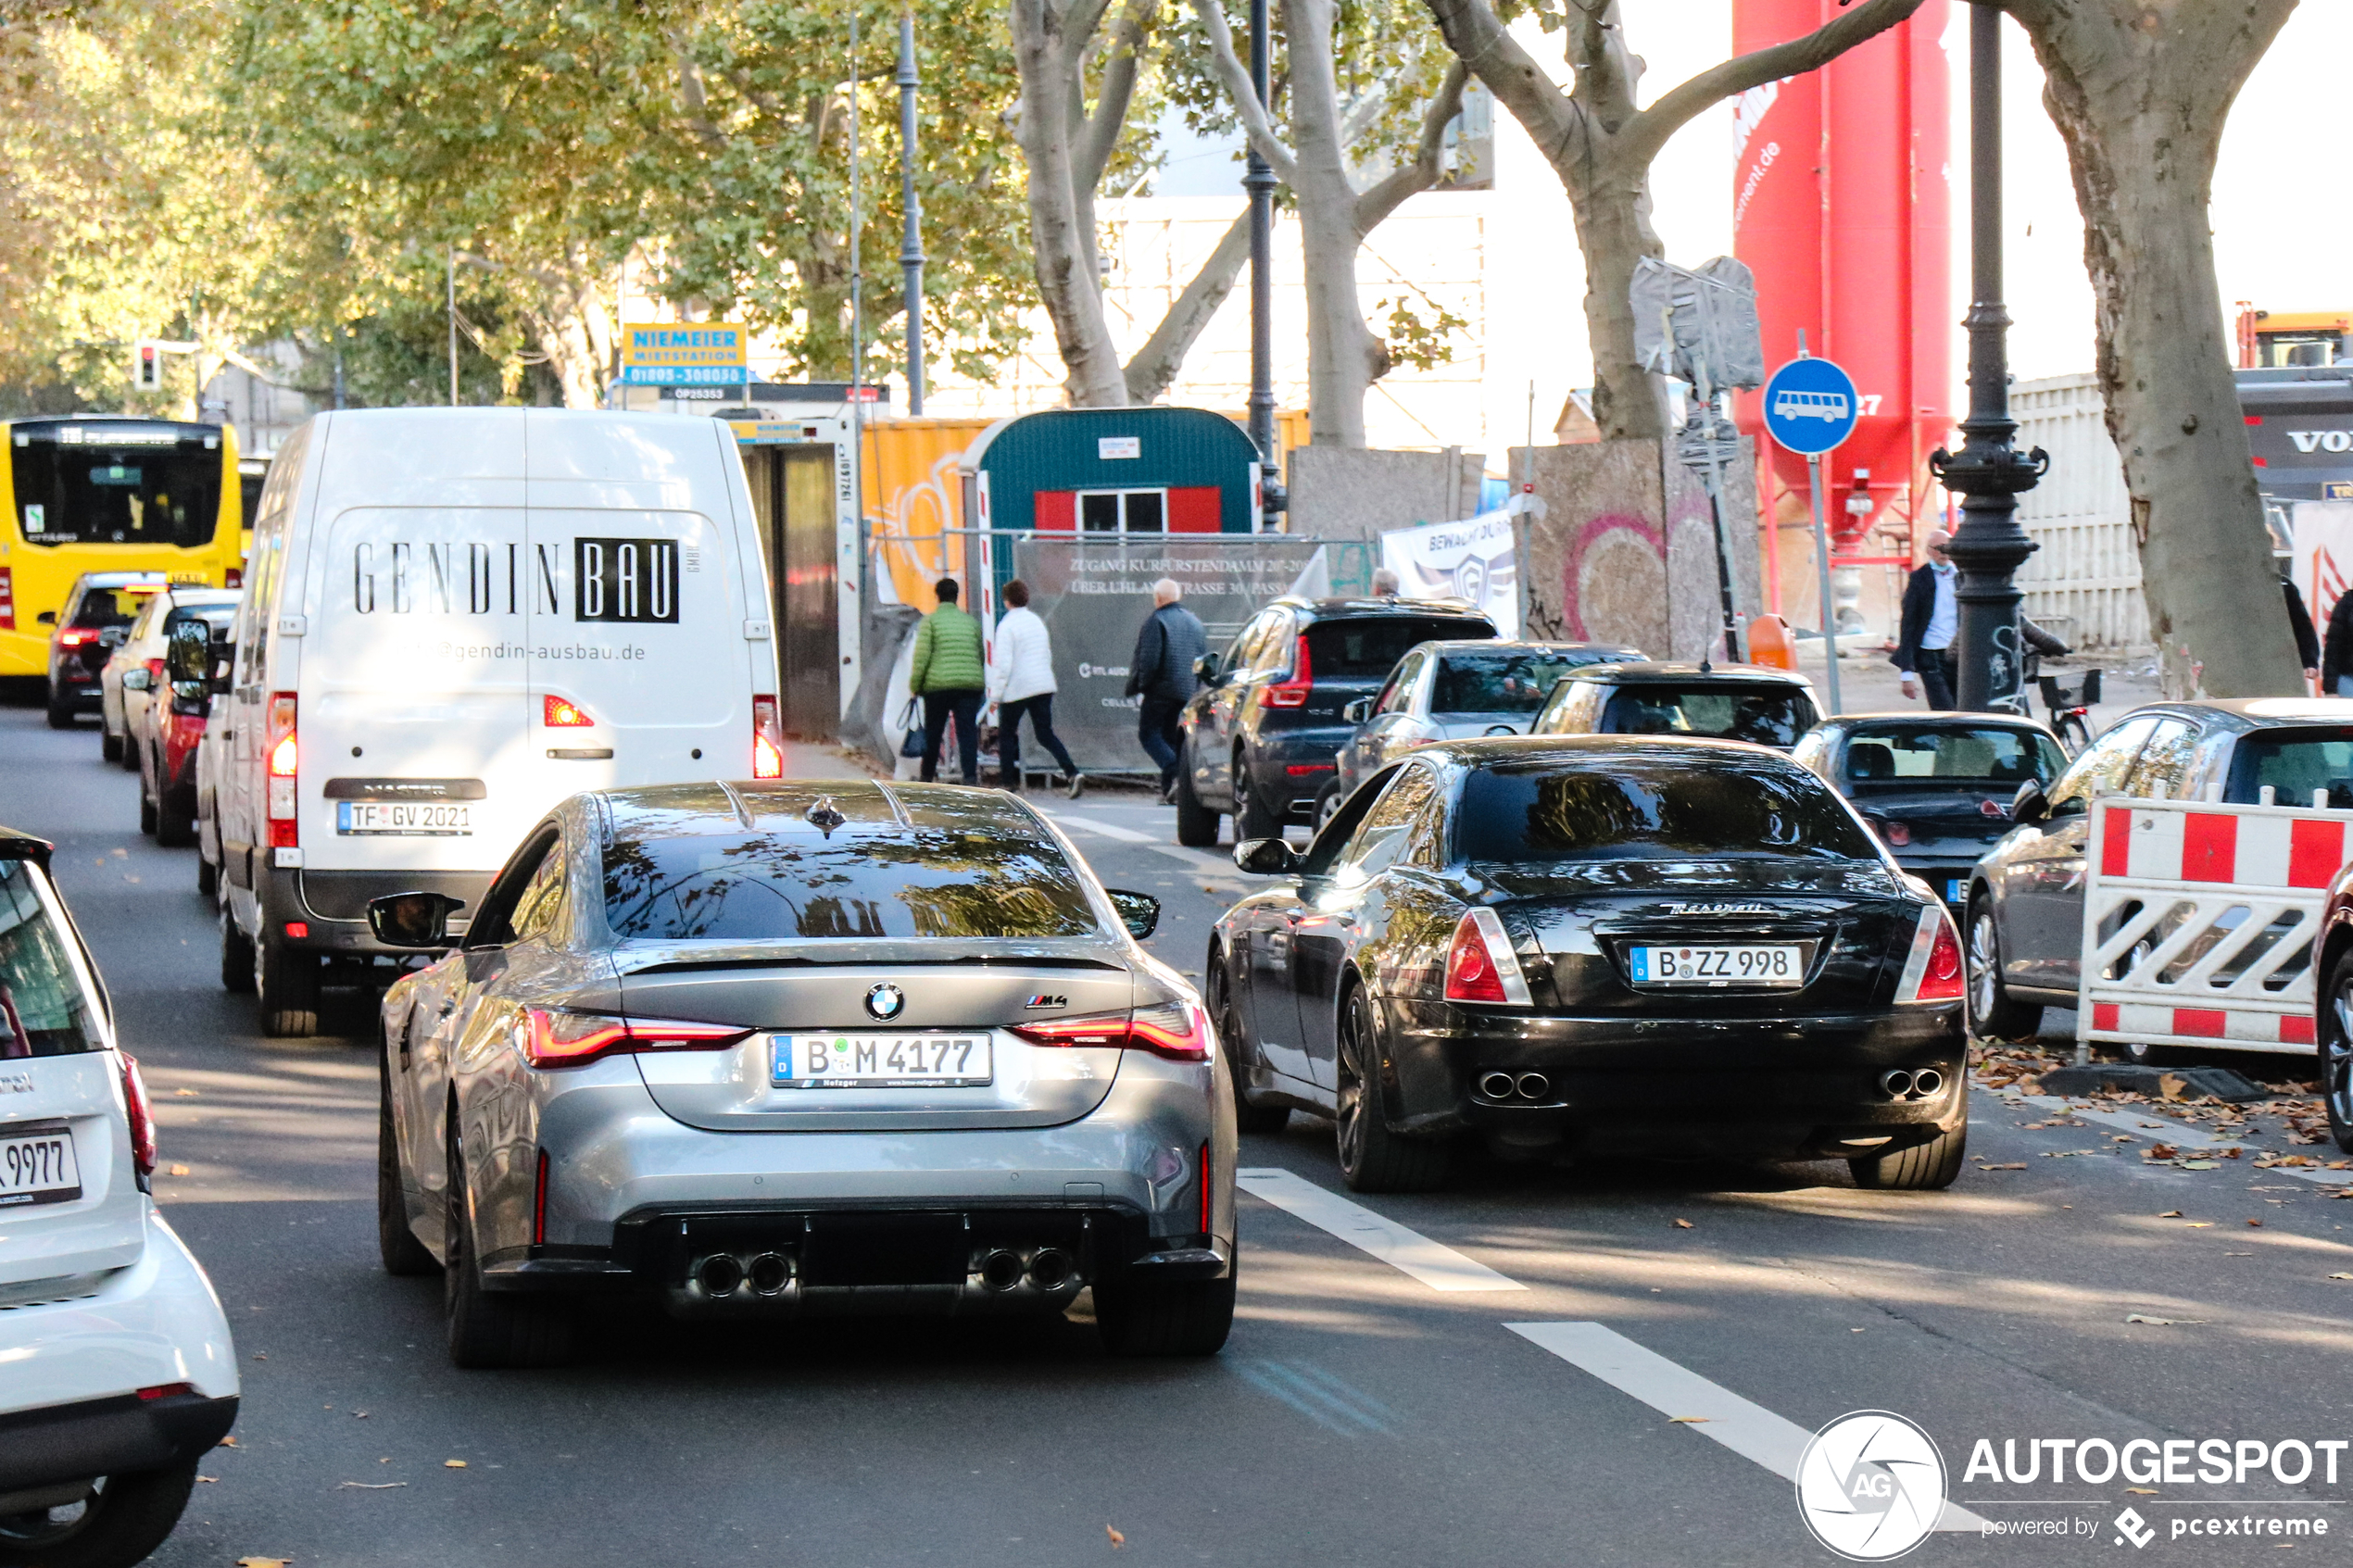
xmin=1126 ymin=578 xmax=1207 ymax=795
xmin=910 ymin=576 xmax=986 ymax=784
xmin=2283 ymin=574 xmax=2321 ymax=688
xmin=1893 ymin=531 xmax=1958 ymax=709
xmin=2324 ymin=588 xmax=2353 ymax=696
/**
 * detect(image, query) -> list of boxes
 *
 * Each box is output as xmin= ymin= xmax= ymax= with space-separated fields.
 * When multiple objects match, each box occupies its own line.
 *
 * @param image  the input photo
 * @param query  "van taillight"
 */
xmin=752 ymin=696 xmax=784 ymax=779
xmin=266 ymin=693 xmax=297 ymax=847
xmin=0 ymin=567 xmax=11 ymax=631
xmin=544 ymin=694 xmax=593 ymax=727
xmin=223 ymin=568 xmax=242 ymax=589
xmin=1262 ymin=635 xmax=1313 ymax=707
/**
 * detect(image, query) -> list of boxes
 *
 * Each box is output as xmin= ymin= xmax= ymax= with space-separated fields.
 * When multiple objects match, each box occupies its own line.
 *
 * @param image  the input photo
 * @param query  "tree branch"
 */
xmin=1188 ymin=0 xmax=1300 ymax=184
xmin=1420 ymin=0 xmax=1581 ymax=170
xmin=669 ymin=34 xmax=728 ymax=148
xmin=1619 ymin=0 xmax=1926 ymax=167
xmin=1122 ymin=205 xmax=1252 ymax=402
xmin=1075 ymin=0 xmax=1157 ymax=194
xmin=1353 ymin=58 xmax=1467 ymax=236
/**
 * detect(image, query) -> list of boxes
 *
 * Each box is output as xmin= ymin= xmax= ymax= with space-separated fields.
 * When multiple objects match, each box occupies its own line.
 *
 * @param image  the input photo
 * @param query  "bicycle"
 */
xmin=2035 ymin=667 xmax=2103 ymax=756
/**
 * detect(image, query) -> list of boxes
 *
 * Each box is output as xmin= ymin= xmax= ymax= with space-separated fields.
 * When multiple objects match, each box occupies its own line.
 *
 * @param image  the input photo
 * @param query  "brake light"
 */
xmin=121 ymin=1053 xmax=157 ymax=1177
xmin=136 ymin=1381 xmax=194 ymax=1401
xmin=145 ymin=657 xmax=165 ymax=689
xmin=543 ymin=694 xmax=593 ymax=728
xmin=1198 ymin=1139 xmax=1213 ymax=1235
xmin=752 ymin=695 xmax=785 ymax=779
xmin=0 ymin=567 xmax=12 ymax=631
xmin=1261 ymin=635 xmax=1313 ymax=708
xmin=1877 ymin=820 xmax=1912 ymax=847
xmin=1012 ymin=999 xmax=1214 ymax=1062
xmin=532 ymin=1148 xmax=549 ymax=1245
xmin=1443 ymin=909 xmax=1532 ymax=1006
xmin=521 ymin=1009 xmax=749 ymax=1069
xmin=265 ymin=691 xmax=296 ymax=846
xmin=1895 ymin=906 xmax=1965 ymax=1003
xmin=58 ymin=628 xmax=99 ymax=646
xmin=224 ymin=568 xmax=242 ymax=589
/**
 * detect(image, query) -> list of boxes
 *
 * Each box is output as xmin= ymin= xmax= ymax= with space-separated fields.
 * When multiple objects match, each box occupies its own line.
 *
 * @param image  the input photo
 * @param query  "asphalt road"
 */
xmin=7 ymin=702 xmax=2353 ymax=1567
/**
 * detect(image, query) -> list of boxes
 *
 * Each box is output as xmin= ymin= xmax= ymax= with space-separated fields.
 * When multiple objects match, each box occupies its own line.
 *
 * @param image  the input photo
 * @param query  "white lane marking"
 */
xmin=2014 ymin=1093 xmax=2352 ymax=1187
xmin=1034 ymin=805 xmax=1246 ymax=882
xmin=1507 ymin=1323 xmax=1986 ymax=1533
xmin=1235 ymin=1167 xmax=1526 ymax=1292
xmin=1039 ymin=809 xmax=1156 ymax=844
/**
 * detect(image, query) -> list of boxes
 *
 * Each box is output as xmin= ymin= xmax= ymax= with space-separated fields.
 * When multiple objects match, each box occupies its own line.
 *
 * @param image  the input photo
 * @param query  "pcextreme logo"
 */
xmin=1795 ymin=1411 xmax=1948 ymax=1561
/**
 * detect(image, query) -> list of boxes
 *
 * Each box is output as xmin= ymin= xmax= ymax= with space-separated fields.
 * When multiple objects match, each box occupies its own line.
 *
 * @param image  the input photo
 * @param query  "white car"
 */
xmin=97 ymin=587 xmax=238 ymax=772
xmin=0 ymin=829 xmax=237 ymax=1567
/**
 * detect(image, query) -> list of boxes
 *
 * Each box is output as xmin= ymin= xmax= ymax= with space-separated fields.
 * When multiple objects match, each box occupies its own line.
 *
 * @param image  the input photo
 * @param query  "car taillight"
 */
xmin=521 ymin=1009 xmax=749 ymax=1069
xmin=224 ymin=568 xmax=242 ymax=589
xmin=1012 ymin=999 xmax=1214 ymax=1062
xmin=135 ymin=1381 xmax=194 ymax=1401
xmin=0 ymin=567 xmax=12 ymax=631
xmin=121 ymin=1053 xmax=157 ymax=1177
xmin=1261 ymin=635 xmax=1313 ymax=708
xmin=1198 ymin=1139 xmax=1212 ymax=1235
xmin=532 ymin=1148 xmax=549 ymax=1246
xmin=58 ymin=627 xmax=99 ymax=646
xmin=145 ymin=657 xmax=165 ymax=690
xmin=1895 ymin=906 xmax=1965 ymax=1004
xmin=751 ymin=695 xmax=785 ymax=779
xmin=266 ymin=691 xmax=297 ymax=847
xmin=544 ymin=694 xmax=593 ymax=727
xmin=1875 ymin=820 xmax=1912 ymax=847
xmin=1442 ymin=909 xmax=1532 ymax=1006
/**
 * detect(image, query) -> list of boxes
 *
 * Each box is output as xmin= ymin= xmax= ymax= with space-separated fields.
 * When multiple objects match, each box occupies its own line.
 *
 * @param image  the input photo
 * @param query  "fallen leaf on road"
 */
xmin=173 ymin=1087 xmax=196 ymax=1097
xmin=235 ymin=1559 xmax=289 ymax=1567
xmin=2145 ymin=1144 xmax=2180 ymax=1160
xmin=2330 ymin=1161 xmax=2352 ymax=1171
xmin=2158 ymin=1073 xmax=2188 ymax=1101
xmin=1671 ymin=1218 xmax=1693 ymax=1228
xmin=2248 ymin=1218 xmax=2266 ymax=1228
xmin=1670 ymin=1416 xmax=1712 ymax=1424
xmin=218 ymin=1436 xmax=238 ymax=1447
xmin=2329 ymin=1273 xmax=2353 ymax=1281
xmin=335 ymin=1482 xmax=407 ymax=1489
xmin=443 ymin=1460 xmax=467 ymax=1469
xmin=2221 ymin=1147 xmax=2244 ymax=1159
xmin=2126 ymin=1487 xmax=2158 ymax=1495
xmin=1982 ymin=1161 xmax=2026 ymax=1170
xmin=2185 ymin=1223 xmax=2215 ymax=1228
xmin=354 ymin=1411 xmax=368 ymax=1419
xmin=2180 ymin=1160 xmax=2221 ymax=1171
xmin=2126 ymin=1314 xmax=2208 ymax=1325
xmin=2158 ymin=1210 xmax=2183 ymax=1218
xmin=167 ymin=1163 xmax=190 ymax=1176
xmin=251 ymin=1353 xmax=265 ymax=1361
xmin=1107 ymin=1524 xmax=1126 ymax=1548
xmin=197 ymin=1475 xmax=217 ymax=1483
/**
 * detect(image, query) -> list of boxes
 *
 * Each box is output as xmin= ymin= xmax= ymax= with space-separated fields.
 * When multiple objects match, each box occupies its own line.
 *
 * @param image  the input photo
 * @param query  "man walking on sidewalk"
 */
xmin=1126 ymin=577 xmax=1206 ymax=798
xmin=1894 ymin=531 xmax=1959 ymax=709
xmin=988 ymin=578 xmax=1083 ymax=797
xmin=911 ymin=576 xmax=986 ymax=785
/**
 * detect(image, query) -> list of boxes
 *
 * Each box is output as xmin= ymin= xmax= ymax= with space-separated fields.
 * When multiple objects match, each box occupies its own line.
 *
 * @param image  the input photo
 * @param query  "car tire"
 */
xmin=120 ymin=734 xmax=140 ymax=772
xmin=445 ymin=1131 xmax=573 ymax=1369
xmin=1093 ymin=1249 xmax=1238 ymax=1358
xmin=44 ymin=687 xmax=72 ymax=730
xmin=1334 ymin=983 xmax=1448 ymax=1193
xmin=0 ymin=1461 xmax=200 ymax=1568
xmin=219 ymin=902 xmax=255 ymax=995
xmin=1851 ymin=1118 xmax=1968 ymax=1191
xmin=1233 ymin=752 xmax=1281 ymax=843
xmin=1174 ymin=756 xmax=1221 ymax=848
xmin=1965 ymin=897 xmax=2042 ymax=1042
xmin=254 ymin=934 xmax=319 ymax=1037
xmin=2322 ymin=952 xmax=2353 ymax=1154
xmin=136 ymin=772 xmax=157 ymax=838
xmin=196 ymin=853 xmax=217 ymax=898
xmin=100 ymin=726 xmax=122 ymax=764
xmin=156 ymin=792 xmax=195 ymax=848
xmin=1312 ymin=780 xmax=1345 ymax=835
xmin=378 ymin=1047 xmax=437 ymax=1277
xmin=1211 ymin=950 xmax=1288 ymax=1135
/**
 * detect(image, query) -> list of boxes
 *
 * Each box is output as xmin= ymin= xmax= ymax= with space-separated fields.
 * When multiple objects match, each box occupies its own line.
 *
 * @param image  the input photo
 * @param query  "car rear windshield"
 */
xmin=0 ymin=859 xmax=107 ymax=1058
xmin=1598 ymin=684 xmax=1813 ymax=746
xmin=1307 ymin=617 xmax=1491 ymax=681
xmin=1433 ymin=651 xmax=1590 ymax=715
xmin=603 ymin=828 xmax=1101 ymax=942
xmin=1842 ymin=725 xmax=2061 ymax=791
xmin=2226 ymin=729 xmax=2353 ymax=807
xmin=69 ymin=586 xmax=156 ymax=629
xmin=1455 ymin=759 xmax=1877 ymax=863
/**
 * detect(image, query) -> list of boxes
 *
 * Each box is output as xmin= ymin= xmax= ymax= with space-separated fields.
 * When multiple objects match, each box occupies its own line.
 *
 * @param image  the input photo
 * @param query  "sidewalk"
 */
xmin=1792 ymin=637 xmax=2163 ymax=732
xmin=780 ymin=740 xmax=884 ymax=781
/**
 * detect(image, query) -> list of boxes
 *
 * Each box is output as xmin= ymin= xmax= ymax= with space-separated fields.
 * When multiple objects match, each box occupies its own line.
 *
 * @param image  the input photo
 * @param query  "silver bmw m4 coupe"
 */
xmin=369 ymin=780 xmax=1237 ymax=1368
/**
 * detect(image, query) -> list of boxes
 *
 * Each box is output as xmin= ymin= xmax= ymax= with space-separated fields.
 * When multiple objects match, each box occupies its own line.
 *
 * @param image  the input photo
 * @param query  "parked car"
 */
xmin=98 ymin=585 xmax=239 ymax=769
xmin=42 ymin=572 xmax=166 ymax=731
xmin=1792 ymin=712 xmax=2067 ymax=914
xmin=369 ymin=779 xmax=1235 ymax=1368
xmin=212 ymin=408 xmax=786 ymax=1038
xmin=1210 ymin=736 xmax=1967 ymax=1192
xmin=1322 ymin=639 xmax=1645 ymax=827
xmin=1969 ymin=698 xmax=2353 ymax=1054
xmin=0 ymin=825 xmax=239 ymax=1565
xmin=1175 ymin=595 xmax=1497 ymax=847
xmin=133 ymin=619 xmax=226 ymax=848
xmin=193 ymin=605 xmax=239 ymax=900
xmin=1526 ymin=661 xmax=1822 ymax=748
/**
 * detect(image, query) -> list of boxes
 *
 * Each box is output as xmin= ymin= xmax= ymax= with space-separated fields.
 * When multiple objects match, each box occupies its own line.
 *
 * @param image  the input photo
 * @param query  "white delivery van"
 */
xmin=214 ymin=408 xmax=783 ymax=1035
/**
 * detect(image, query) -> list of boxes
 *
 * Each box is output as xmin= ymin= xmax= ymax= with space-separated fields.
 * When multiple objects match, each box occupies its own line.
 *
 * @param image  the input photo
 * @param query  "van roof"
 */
xmin=310 ymin=408 xmax=734 ymax=485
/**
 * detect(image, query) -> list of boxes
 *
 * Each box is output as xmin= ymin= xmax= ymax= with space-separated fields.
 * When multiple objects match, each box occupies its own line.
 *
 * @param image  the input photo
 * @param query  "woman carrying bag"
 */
xmin=987 ymin=579 xmax=1083 ymax=797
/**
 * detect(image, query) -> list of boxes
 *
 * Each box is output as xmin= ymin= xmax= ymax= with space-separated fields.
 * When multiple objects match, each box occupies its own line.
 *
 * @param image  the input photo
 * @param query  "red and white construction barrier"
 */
xmin=2077 ymin=797 xmax=2348 ymax=1057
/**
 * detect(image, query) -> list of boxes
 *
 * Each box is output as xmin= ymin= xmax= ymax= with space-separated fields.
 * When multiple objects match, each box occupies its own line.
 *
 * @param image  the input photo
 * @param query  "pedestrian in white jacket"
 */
xmin=988 ymin=580 xmax=1083 ymax=796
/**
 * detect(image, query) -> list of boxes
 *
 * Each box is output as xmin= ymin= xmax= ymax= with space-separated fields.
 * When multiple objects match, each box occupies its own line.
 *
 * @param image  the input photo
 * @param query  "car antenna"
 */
xmin=1699 ymin=657 xmax=1713 ymax=673
xmin=805 ymin=796 xmax=846 ymax=835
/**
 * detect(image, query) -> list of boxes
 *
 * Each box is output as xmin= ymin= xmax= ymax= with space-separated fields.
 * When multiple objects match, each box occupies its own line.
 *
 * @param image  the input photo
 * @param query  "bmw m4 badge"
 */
xmin=1026 ymin=994 xmax=1068 ymax=1010
xmin=865 ymin=984 xmax=906 ymax=1022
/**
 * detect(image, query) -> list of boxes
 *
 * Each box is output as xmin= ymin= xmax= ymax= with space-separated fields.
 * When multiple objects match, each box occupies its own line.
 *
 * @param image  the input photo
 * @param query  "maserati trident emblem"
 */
xmin=864 ymin=984 xmax=906 ymax=1022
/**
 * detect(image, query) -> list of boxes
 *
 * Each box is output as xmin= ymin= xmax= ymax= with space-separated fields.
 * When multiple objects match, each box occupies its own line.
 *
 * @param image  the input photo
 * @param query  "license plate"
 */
xmin=337 ymin=801 xmax=472 ymax=836
xmin=1628 ymin=943 xmax=1804 ymax=987
xmin=1945 ymin=879 xmax=1966 ymax=903
xmin=0 ymin=1126 xmax=82 ymax=1208
xmin=770 ymin=1033 xmax=994 ymax=1089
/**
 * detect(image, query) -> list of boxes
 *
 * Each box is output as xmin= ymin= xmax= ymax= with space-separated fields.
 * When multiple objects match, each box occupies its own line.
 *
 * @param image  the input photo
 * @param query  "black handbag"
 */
xmin=899 ymin=696 xmax=926 ymax=759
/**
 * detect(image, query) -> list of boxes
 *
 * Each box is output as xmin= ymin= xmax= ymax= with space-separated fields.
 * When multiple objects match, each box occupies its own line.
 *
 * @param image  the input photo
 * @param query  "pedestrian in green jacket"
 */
xmin=911 ymin=578 xmax=987 ymax=784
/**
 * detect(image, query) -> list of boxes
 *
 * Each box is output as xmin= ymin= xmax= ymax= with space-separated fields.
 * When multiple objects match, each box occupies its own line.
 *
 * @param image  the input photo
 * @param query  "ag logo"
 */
xmin=1794 ymin=1410 xmax=1947 ymax=1561
xmin=864 ymin=983 xmax=906 ymax=1022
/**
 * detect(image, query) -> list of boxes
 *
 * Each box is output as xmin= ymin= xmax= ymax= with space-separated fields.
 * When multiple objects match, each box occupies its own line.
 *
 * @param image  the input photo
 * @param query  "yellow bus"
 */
xmin=0 ymin=417 xmax=245 ymax=678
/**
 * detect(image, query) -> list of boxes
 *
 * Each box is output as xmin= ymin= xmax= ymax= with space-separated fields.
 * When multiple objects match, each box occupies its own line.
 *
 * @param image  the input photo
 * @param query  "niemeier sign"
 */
xmin=620 ymin=323 xmax=749 ymax=385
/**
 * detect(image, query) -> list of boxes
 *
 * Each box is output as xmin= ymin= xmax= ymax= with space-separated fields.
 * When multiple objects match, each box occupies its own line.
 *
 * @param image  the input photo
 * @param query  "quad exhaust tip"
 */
xmin=980 ymin=1249 xmax=1025 ymax=1291
xmin=1880 ymin=1068 xmax=1944 ymax=1099
xmin=1479 ymin=1071 xmax=1553 ymax=1102
xmin=696 ymin=1253 xmax=745 ymax=1297
xmin=748 ymin=1253 xmax=792 ymax=1296
xmin=1029 ymin=1248 xmax=1075 ymax=1291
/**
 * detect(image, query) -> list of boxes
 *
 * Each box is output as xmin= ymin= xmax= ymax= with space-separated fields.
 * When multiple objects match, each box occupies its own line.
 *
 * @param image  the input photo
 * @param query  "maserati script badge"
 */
xmin=864 ymin=984 xmax=907 ymax=1022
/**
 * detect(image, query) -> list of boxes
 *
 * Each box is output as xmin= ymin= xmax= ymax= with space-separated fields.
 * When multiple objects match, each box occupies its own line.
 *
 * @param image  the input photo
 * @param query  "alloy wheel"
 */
xmin=2329 ymin=982 xmax=2353 ymax=1131
xmin=1968 ymin=909 xmax=2001 ymax=1021
xmin=1335 ymin=997 xmax=1368 ymax=1170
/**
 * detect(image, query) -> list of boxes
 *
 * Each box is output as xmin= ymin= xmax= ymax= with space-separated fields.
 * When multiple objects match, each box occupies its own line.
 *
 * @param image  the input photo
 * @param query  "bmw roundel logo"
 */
xmin=864 ymin=984 xmax=906 ymax=1022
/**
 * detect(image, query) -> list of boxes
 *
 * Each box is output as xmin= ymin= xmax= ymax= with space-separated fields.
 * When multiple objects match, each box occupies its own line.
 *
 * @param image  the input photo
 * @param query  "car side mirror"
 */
xmin=2010 ymin=779 xmax=2049 ymax=826
xmin=1342 ymin=695 xmax=1374 ymax=724
xmin=1104 ymin=889 xmax=1160 ymax=940
xmin=35 ymin=610 xmax=55 ymax=626
xmin=1234 ymin=837 xmax=1302 ymax=876
xmin=121 ymin=668 xmax=152 ymax=691
xmin=366 ymin=891 xmax=468 ymax=949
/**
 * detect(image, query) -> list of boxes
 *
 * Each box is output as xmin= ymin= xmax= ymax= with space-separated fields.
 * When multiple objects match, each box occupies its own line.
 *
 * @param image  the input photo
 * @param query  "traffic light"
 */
xmin=133 ymin=340 xmax=164 ymax=391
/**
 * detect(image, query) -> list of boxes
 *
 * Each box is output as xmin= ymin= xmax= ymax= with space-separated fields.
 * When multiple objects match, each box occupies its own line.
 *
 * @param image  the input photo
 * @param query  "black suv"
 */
xmin=1175 ymin=596 xmax=1496 ymax=845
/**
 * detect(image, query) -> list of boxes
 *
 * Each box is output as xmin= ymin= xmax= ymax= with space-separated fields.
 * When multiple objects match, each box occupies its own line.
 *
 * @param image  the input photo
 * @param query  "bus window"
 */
xmin=13 ymin=430 xmax=224 ymax=548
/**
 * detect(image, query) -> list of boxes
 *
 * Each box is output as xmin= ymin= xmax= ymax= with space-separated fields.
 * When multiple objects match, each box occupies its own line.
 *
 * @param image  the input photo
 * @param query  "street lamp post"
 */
xmin=1930 ymin=1 xmax=2046 ymax=714
xmin=1243 ymin=0 xmax=1277 ymax=509
xmin=897 ymin=9 xmax=925 ymax=417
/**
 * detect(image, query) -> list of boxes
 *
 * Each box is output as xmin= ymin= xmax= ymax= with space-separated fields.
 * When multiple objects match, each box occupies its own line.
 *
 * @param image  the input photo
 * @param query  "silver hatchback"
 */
xmin=371 ymin=780 xmax=1237 ymax=1367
